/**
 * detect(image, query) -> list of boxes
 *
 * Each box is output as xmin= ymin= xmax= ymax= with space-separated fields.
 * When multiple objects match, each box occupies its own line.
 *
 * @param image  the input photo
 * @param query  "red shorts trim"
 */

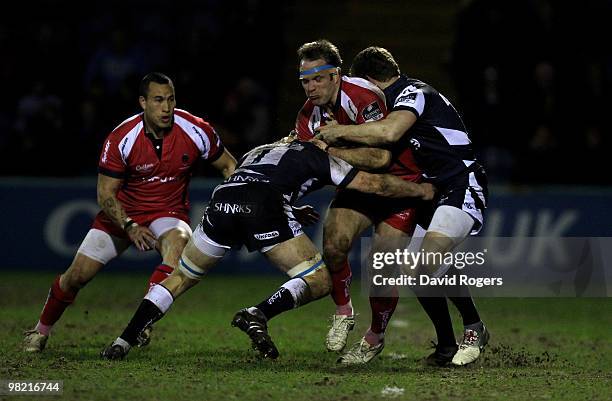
xmin=381 ymin=207 xmax=419 ymax=234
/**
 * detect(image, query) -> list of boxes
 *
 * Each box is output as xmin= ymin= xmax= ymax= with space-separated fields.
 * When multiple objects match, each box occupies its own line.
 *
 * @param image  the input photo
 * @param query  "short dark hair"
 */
xmin=350 ymin=47 xmax=400 ymax=81
xmin=139 ymin=72 xmax=173 ymax=98
xmin=297 ymin=39 xmax=342 ymax=68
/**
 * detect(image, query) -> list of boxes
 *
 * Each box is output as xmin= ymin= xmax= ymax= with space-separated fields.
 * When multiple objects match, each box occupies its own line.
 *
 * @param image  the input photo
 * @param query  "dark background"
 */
xmin=1 ymin=0 xmax=610 ymax=185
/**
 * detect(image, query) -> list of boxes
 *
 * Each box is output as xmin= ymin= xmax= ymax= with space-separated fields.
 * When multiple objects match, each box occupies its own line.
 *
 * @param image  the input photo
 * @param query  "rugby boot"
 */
xmin=452 ymin=324 xmax=490 ymax=366
xmin=424 ymin=342 xmax=458 ymax=366
xmin=23 ymin=329 xmax=48 ymax=353
xmin=100 ymin=340 xmax=130 ymax=360
xmin=231 ymin=308 xmax=279 ymax=359
xmin=325 ymin=314 xmax=355 ymax=352
xmin=337 ymin=337 xmax=384 ymax=365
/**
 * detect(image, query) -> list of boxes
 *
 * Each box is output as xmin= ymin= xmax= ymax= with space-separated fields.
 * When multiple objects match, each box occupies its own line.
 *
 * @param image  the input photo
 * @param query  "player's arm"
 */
xmin=316 ymin=110 xmax=417 ymax=146
xmin=327 ymin=146 xmax=391 ymax=170
xmin=96 ymin=174 xmax=156 ymax=251
xmin=210 ymin=148 xmax=237 ymax=178
xmin=345 ymin=171 xmax=434 ymax=200
xmin=310 ymin=138 xmax=391 ymax=171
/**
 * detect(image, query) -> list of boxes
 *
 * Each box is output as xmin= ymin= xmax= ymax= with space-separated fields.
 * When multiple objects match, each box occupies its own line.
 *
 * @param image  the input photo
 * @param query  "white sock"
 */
xmin=144 ymin=284 xmax=174 ymax=313
xmin=281 ymin=278 xmax=310 ymax=307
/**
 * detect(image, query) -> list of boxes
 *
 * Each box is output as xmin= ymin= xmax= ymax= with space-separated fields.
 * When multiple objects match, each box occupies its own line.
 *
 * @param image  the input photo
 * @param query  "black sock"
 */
xmin=448 ymin=294 xmax=481 ymax=326
xmin=255 ymin=287 xmax=296 ymax=321
xmin=120 ymin=299 xmax=165 ymax=346
xmin=415 ymin=293 xmax=456 ymax=347
xmin=445 ymin=267 xmax=481 ymax=326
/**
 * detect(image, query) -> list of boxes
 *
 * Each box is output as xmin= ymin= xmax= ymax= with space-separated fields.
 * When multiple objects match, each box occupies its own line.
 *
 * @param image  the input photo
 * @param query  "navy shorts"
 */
xmin=200 ymin=183 xmax=303 ymax=252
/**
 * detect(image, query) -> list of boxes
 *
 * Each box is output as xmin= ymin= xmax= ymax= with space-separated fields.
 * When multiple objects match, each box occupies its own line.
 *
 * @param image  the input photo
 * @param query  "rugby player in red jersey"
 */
xmin=23 ymin=72 xmax=236 ymax=353
xmin=317 ymin=47 xmax=490 ymax=366
xmin=295 ymin=40 xmax=423 ymax=364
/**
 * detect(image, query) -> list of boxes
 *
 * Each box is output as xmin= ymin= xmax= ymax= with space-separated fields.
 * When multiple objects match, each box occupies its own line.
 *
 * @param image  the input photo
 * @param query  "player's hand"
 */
xmin=315 ymin=124 xmax=344 ymax=145
xmin=126 ymin=224 xmax=158 ymax=251
xmin=292 ymin=205 xmax=320 ymax=226
xmin=309 ymin=138 xmax=329 ymax=152
xmin=322 ymin=109 xmax=338 ymax=126
xmin=419 ymin=183 xmax=436 ymax=201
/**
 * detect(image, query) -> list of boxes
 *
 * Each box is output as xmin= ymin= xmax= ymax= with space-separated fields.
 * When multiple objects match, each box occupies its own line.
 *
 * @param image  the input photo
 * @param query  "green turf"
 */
xmin=1 ymin=272 xmax=610 ymax=401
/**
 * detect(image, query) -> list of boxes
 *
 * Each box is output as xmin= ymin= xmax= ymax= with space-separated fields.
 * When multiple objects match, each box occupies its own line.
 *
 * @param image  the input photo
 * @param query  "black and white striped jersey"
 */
xmin=218 ymin=140 xmax=358 ymax=204
xmin=385 ymin=75 xmax=479 ymax=184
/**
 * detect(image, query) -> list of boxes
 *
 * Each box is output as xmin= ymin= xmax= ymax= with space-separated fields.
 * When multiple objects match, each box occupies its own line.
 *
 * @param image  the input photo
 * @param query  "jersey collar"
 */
xmin=384 ymin=74 xmax=409 ymax=95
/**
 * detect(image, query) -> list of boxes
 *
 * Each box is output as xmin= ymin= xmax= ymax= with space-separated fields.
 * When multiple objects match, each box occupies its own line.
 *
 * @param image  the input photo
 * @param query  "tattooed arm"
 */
xmin=97 ymin=174 xmax=129 ymax=227
xmin=97 ymin=174 xmax=156 ymax=251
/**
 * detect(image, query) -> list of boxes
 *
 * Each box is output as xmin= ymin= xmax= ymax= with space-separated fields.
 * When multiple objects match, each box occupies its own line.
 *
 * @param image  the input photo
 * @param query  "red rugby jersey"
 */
xmin=295 ymin=76 xmax=420 ymax=181
xmin=98 ymin=109 xmax=224 ymax=216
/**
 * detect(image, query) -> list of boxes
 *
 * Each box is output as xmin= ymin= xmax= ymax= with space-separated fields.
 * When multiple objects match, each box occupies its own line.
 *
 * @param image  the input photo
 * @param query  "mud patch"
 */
xmin=485 ymin=343 xmax=562 ymax=368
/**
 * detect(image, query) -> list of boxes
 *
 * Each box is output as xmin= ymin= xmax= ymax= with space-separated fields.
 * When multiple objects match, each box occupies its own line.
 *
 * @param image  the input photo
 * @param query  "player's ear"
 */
xmin=334 ymin=68 xmax=341 ymax=82
xmin=139 ymin=96 xmax=146 ymax=110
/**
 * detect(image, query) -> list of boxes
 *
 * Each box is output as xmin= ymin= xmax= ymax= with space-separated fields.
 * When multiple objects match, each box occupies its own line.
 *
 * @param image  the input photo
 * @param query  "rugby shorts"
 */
xmin=91 ymin=210 xmax=191 ymax=239
xmin=80 ymin=214 xmax=192 ymax=264
xmin=329 ymin=189 xmax=423 ymax=234
xmin=199 ymin=182 xmax=303 ymax=252
xmin=418 ymin=164 xmax=488 ymax=235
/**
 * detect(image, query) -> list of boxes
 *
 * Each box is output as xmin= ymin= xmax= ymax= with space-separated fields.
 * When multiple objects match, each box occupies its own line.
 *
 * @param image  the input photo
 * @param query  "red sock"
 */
xmin=330 ymin=259 xmax=353 ymax=315
xmin=147 ymin=264 xmax=174 ymax=292
xmin=38 ymin=275 xmax=78 ymax=332
xmin=369 ymin=287 xmax=399 ymax=334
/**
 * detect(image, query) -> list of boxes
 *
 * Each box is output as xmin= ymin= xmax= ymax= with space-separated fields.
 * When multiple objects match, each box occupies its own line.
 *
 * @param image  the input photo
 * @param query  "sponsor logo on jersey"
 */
xmin=396 ymin=92 xmax=417 ymax=105
xmin=409 ymin=138 xmax=421 ymax=150
xmin=136 ymin=163 xmax=155 ymax=172
xmin=362 ymin=102 xmax=383 ymax=121
xmin=144 ymin=175 xmax=177 ymax=183
xmin=213 ymin=202 xmax=254 ymax=215
xmin=254 ymin=230 xmax=280 ymax=240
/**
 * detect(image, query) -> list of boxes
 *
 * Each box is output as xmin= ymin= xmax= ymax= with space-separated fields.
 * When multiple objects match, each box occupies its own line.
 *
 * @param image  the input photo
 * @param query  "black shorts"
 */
xmin=329 ymin=188 xmax=425 ymax=233
xmin=418 ymin=164 xmax=488 ymax=234
xmin=200 ymin=183 xmax=303 ymax=252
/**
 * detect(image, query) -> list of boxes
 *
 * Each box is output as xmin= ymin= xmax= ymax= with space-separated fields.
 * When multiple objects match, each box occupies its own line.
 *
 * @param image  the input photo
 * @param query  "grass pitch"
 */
xmin=1 ymin=272 xmax=610 ymax=401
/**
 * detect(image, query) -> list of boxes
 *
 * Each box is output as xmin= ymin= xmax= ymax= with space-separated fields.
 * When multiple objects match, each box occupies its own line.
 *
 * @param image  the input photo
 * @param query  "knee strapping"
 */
xmin=286 ymin=254 xmax=325 ymax=278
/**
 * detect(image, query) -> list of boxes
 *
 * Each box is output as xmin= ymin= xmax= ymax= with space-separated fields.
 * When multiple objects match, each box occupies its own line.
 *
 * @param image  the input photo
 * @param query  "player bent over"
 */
xmin=23 ymin=73 xmax=236 ymax=353
xmin=101 ymin=137 xmax=434 ymax=360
